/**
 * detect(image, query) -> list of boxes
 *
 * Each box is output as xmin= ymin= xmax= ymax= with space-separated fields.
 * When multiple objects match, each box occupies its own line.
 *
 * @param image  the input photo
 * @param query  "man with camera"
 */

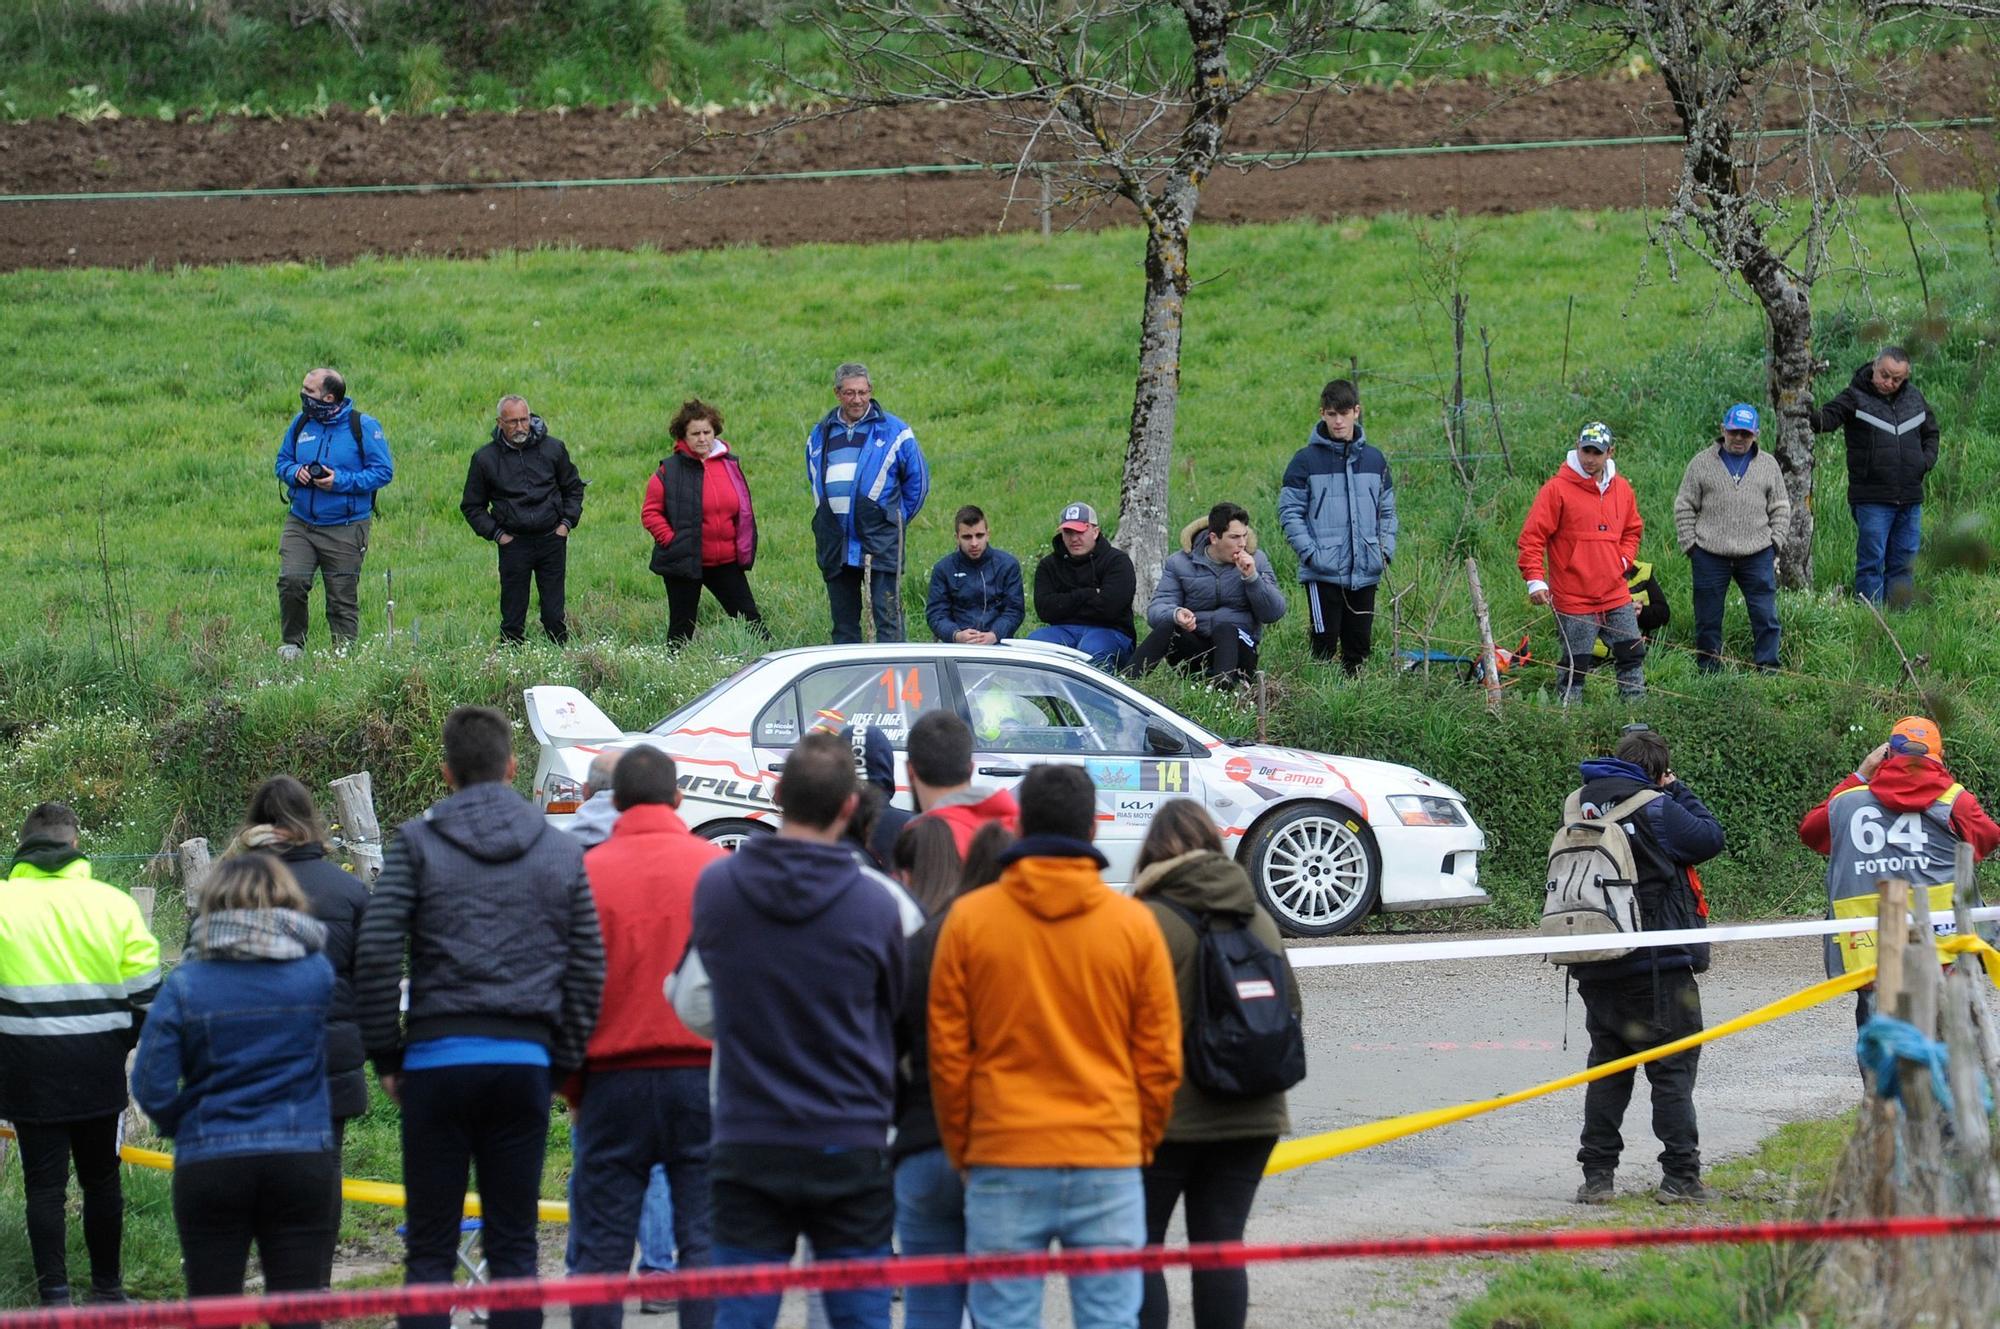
xmin=275 ymin=367 xmax=394 ymax=660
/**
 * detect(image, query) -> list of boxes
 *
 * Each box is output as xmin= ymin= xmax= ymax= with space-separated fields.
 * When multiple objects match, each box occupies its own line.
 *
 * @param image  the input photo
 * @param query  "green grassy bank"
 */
xmin=4 ymin=198 xmax=1999 ymax=918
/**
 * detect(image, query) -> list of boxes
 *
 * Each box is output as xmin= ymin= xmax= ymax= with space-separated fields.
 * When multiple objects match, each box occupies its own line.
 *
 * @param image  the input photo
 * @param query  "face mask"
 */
xmin=301 ymin=391 xmax=343 ymax=424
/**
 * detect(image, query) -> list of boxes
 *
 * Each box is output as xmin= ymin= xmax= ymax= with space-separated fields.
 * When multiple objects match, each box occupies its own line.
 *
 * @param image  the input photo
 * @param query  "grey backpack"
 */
xmin=1539 ymin=788 xmax=1663 ymax=964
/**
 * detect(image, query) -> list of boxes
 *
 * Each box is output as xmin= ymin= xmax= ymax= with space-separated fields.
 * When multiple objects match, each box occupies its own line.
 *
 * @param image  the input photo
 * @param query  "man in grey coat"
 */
xmin=1128 ymin=502 xmax=1286 ymax=687
xmin=1277 ymin=378 xmax=1397 ymax=674
xmin=1673 ymin=403 xmax=1791 ymax=673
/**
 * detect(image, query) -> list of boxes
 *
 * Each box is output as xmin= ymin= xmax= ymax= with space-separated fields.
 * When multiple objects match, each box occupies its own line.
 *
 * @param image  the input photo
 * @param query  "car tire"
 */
xmin=1242 ymin=801 xmax=1382 ymax=938
xmin=696 ymin=818 xmax=774 ymax=853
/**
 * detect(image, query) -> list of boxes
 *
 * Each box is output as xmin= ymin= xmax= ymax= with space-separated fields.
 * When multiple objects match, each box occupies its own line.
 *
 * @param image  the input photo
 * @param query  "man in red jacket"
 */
xmin=570 ymin=746 xmax=723 ymax=1329
xmin=907 ymin=711 xmax=1019 ymax=855
xmin=1800 ymin=716 xmax=2000 ymax=1026
xmin=1518 ymin=422 xmax=1647 ymax=703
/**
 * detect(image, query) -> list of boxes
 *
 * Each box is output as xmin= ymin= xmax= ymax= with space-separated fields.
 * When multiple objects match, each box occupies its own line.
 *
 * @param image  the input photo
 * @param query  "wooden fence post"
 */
xmin=1463 ymin=559 xmax=1503 ymax=714
xmin=331 ymin=772 xmax=384 ymax=884
xmin=176 ymin=837 xmax=211 ymax=916
xmin=130 ymin=886 xmax=156 ymax=932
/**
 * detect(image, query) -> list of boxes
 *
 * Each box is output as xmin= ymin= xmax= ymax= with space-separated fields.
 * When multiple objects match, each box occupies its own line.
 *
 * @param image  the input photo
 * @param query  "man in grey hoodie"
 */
xmin=1129 ymin=502 xmax=1287 ymax=687
xmin=355 ymin=705 xmax=605 ymax=1329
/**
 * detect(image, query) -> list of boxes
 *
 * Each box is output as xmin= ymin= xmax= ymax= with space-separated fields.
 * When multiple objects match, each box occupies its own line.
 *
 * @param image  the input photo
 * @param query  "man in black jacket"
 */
xmin=1810 ymin=347 xmax=1940 ymax=606
xmin=1568 ymin=727 xmax=1724 ymax=1208
xmin=462 ymin=396 xmax=586 ymax=644
xmin=1024 ymin=501 xmax=1138 ymax=668
xmin=354 ymin=706 xmax=605 ymax=1329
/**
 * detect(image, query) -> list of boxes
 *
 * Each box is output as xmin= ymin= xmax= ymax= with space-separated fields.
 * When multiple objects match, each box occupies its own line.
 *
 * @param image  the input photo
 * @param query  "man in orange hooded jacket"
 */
xmin=929 ymin=763 xmax=1180 ymax=1329
xmin=1518 ymin=422 xmax=1647 ymax=702
xmin=1801 ymin=715 xmax=2000 ymax=1026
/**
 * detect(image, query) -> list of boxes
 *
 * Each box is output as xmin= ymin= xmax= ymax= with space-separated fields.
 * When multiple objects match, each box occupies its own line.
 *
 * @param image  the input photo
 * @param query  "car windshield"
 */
xmin=648 ymin=659 xmax=769 ymax=735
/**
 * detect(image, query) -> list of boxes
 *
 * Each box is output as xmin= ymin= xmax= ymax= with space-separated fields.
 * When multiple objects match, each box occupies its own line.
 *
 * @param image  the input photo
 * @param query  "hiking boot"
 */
xmin=278 ymin=644 xmax=304 ymax=662
xmin=1574 ymin=1173 xmax=1615 ymax=1205
xmin=1656 ymin=1175 xmax=1713 ymax=1204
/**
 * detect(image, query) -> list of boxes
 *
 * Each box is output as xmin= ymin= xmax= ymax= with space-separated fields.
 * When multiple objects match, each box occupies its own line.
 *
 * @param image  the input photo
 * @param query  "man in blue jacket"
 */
xmin=925 ymin=505 xmax=1025 ymax=645
xmin=1567 ymin=727 xmax=1724 ymax=1208
xmin=672 ymin=731 xmax=906 ymax=1329
xmin=275 ymin=367 xmax=394 ymax=660
xmin=1277 ymin=379 xmax=1397 ymax=674
xmin=807 ymin=363 xmax=929 ymax=644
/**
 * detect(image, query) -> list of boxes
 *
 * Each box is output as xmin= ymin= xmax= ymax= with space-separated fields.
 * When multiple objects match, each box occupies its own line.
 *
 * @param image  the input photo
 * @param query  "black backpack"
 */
xmin=1159 ymin=899 xmax=1306 ymax=1098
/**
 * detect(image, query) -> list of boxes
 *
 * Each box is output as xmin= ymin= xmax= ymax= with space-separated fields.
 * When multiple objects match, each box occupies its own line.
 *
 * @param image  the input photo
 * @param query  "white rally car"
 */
xmin=525 ymin=640 xmax=1487 ymax=936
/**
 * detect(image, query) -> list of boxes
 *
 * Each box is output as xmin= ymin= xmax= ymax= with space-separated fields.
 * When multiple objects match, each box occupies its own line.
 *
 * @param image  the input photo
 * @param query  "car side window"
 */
xmin=764 ymin=663 xmax=943 ymax=748
xmin=958 ymin=663 xmax=1151 ymax=755
xmin=753 ymin=689 xmax=801 ymax=747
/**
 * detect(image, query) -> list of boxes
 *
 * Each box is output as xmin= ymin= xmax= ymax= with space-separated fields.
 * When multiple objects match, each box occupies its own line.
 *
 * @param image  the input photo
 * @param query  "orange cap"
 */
xmin=1889 ymin=716 xmax=1942 ymax=761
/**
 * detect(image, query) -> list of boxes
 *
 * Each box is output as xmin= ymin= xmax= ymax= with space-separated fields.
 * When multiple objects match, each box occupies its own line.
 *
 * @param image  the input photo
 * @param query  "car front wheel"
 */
xmin=1242 ymin=802 xmax=1382 ymax=937
xmin=696 ymin=818 xmax=774 ymax=853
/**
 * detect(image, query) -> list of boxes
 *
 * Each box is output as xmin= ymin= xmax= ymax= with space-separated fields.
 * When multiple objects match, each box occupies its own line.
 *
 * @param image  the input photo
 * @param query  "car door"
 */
xmin=948 ymin=658 xmax=1190 ymax=885
xmin=749 ymin=658 xmax=948 ymax=821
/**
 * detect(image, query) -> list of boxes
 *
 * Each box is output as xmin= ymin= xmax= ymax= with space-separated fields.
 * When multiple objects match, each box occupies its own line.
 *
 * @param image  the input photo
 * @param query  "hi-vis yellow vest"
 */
xmin=1 ymin=858 xmax=161 ymax=1031
xmin=1822 ymin=782 xmax=1964 ymax=978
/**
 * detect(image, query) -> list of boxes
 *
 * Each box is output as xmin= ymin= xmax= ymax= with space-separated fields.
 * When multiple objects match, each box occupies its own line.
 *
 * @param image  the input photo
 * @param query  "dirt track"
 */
xmin=0 ymin=59 xmax=1992 ymax=270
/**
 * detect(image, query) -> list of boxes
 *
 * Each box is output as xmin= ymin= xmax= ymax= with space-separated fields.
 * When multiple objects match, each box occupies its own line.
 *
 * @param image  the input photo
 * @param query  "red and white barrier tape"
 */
xmin=3 ymin=1215 xmax=1997 ymax=1328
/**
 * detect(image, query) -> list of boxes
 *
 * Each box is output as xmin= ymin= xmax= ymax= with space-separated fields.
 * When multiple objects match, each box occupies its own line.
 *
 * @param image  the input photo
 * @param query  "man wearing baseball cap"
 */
xmin=1671 ymin=403 xmax=1790 ymax=673
xmin=1800 ymin=716 xmax=2000 ymax=1025
xmin=1517 ymin=422 xmax=1647 ymax=702
xmin=1025 ymin=501 xmax=1137 ymax=668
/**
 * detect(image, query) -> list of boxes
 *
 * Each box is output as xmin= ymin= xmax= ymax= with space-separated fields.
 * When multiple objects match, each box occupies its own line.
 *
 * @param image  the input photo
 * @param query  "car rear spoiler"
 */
xmin=523 ymin=686 xmax=625 ymax=748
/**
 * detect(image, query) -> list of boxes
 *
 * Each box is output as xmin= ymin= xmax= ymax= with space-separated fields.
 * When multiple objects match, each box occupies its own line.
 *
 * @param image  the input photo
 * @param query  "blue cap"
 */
xmin=1723 ymin=403 xmax=1760 ymax=432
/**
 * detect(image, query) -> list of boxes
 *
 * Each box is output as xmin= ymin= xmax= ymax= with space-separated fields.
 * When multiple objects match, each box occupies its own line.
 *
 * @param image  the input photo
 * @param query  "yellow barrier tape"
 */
xmin=1266 ymin=935 xmax=2000 ymax=1175
xmin=111 ymin=1142 xmax=571 ymax=1223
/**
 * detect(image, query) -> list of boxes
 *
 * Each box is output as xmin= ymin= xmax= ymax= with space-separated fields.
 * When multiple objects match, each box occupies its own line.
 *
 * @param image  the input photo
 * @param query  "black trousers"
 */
xmin=1304 ymin=582 xmax=1378 ymax=673
xmin=1130 ymin=625 xmax=1259 ymax=684
xmin=173 ymin=1151 xmax=339 ymax=1327
xmin=1140 ymin=1136 xmax=1276 ymax=1329
xmin=16 ymin=1115 xmax=123 ymax=1299
xmin=662 ymin=565 xmax=766 ymax=644
xmin=1577 ymin=969 xmax=1703 ymax=1179
xmin=826 ymin=565 xmax=904 ymax=643
xmin=399 ymin=1064 xmax=552 ymax=1329
xmin=499 ymin=532 xmax=568 ymax=644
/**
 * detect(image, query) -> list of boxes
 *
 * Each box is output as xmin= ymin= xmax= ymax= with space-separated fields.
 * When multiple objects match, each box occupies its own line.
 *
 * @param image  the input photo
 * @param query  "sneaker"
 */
xmin=638 ymin=1299 xmax=678 ymax=1315
xmin=1656 ymin=1175 xmax=1712 ymax=1204
xmin=1574 ymin=1173 xmax=1615 ymax=1205
xmin=39 ymin=1287 xmax=72 ymax=1308
xmin=278 ymin=644 xmax=304 ymax=661
xmin=82 ymin=1285 xmax=130 ymax=1305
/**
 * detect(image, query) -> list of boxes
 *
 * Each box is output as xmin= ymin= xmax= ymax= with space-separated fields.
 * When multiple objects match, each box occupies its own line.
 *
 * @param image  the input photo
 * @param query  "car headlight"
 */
xmin=543 ymin=773 xmax=586 ymax=814
xmin=1387 ymin=794 xmax=1468 ymax=827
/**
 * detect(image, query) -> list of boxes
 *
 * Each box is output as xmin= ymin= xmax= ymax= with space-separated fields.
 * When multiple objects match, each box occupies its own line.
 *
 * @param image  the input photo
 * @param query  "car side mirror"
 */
xmin=1146 ymin=720 xmax=1186 ymax=756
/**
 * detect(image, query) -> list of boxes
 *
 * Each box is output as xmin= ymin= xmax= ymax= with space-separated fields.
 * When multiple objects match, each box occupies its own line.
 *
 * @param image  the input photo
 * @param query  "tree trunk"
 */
xmin=1744 ymin=254 xmax=1819 ymax=588
xmin=1119 ymin=219 xmax=1190 ymax=605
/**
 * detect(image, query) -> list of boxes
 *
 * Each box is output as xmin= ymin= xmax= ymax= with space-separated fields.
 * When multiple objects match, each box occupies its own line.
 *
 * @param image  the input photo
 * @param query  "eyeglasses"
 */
xmin=837 ymin=387 xmax=871 ymax=399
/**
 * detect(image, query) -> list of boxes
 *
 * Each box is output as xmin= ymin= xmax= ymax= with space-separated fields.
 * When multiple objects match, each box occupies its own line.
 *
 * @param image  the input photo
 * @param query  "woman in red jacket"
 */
xmin=641 ymin=399 xmax=766 ymax=643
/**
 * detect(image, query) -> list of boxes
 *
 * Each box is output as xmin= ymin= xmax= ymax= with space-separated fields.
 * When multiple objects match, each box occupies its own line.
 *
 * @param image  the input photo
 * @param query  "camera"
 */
xmin=306 ymin=462 xmax=331 ymax=480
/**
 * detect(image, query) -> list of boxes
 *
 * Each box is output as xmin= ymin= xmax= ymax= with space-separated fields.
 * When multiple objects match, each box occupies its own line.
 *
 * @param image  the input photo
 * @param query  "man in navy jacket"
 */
xmin=672 ymin=732 xmax=906 ymax=1329
xmin=925 ymin=505 xmax=1025 ymax=644
xmin=275 ymin=367 xmax=394 ymax=660
xmin=1567 ymin=727 xmax=1724 ymax=1208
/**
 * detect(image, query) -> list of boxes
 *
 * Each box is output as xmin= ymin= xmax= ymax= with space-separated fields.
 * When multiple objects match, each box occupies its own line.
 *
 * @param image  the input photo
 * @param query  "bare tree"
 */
xmin=796 ymin=1 xmax=1422 ymax=598
xmin=1514 ymin=0 xmax=1944 ymax=588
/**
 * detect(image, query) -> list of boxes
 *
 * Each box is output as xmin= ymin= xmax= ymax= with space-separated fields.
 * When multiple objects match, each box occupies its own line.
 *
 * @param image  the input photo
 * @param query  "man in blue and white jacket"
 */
xmin=1277 ymin=378 xmax=1397 ymax=675
xmin=274 ymin=366 xmax=394 ymax=660
xmin=807 ymin=362 xmax=929 ymax=643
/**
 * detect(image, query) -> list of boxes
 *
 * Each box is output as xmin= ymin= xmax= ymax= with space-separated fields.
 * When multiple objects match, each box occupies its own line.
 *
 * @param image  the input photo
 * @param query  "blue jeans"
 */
xmin=569 ymin=1068 xmax=714 ymax=1329
xmin=565 ymin=1169 xmax=674 ymax=1272
xmin=709 ymin=1144 xmax=893 ymax=1329
xmin=1688 ymin=545 xmax=1779 ymax=669
xmin=1851 ymin=502 xmax=1922 ymax=604
xmin=1026 ymin=624 xmax=1135 ymax=669
xmin=893 ymin=1148 xmax=966 ymax=1329
xmin=828 ymin=565 xmax=905 ymax=643
xmin=963 ymin=1166 xmax=1144 ymax=1329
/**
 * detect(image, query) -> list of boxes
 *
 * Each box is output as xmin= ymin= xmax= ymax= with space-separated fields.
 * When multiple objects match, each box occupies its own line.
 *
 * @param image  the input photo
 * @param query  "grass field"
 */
xmin=5 ymin=192 xmax=2000 ymax=918
xmin=0 ymin=0 xmax=1985 ymax=121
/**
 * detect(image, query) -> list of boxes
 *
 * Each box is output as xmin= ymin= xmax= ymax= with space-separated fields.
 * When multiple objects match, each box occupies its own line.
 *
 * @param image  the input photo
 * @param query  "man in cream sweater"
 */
xmin=1672 ymin=403 xmax=1791 ymax=672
